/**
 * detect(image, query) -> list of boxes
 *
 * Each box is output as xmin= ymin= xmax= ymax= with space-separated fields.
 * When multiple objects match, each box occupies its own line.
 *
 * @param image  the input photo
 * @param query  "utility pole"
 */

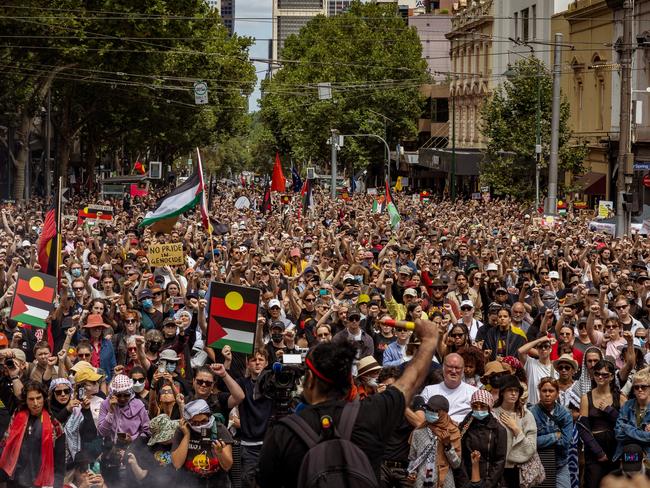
xmin=535 ymin=68 xmax=542 ymax=211
xmin=45 ymin=88 xmax=51 ymax=200
xmin=330 ymin=129 xmax=338 ymax=199
xmin=616 ymin=0 xmax=634 ymax=237
xmin=547 ymin=33 xmax=563 ymax=215
xmin=451 ymin=92 xmax=456 ymax=200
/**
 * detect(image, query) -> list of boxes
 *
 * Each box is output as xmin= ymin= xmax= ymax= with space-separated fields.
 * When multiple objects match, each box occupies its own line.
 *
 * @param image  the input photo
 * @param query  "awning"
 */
xmin=575 ymin=171 xmax=606 ymax=195
xmin=417 ymin=148 xmax=482 ymax=176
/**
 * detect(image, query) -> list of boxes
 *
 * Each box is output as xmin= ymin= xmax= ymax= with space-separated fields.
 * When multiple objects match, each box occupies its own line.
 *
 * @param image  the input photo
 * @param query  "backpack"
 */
xmin=280 ymin=400 xmax=379 ymax=488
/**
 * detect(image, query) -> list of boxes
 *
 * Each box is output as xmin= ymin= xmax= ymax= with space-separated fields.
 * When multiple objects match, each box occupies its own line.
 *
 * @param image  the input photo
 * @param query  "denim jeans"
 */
xmin=556 ymin=464 xmax=570 ymax=488
xmin=240 ymin=444 xmax=262 ymax=488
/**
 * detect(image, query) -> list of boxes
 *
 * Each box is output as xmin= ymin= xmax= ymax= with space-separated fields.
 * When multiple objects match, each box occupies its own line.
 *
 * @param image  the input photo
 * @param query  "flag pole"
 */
xmin=56 ymin=176 xmax=63 ymax=281
xmin=195 ymin=148 xmax=217 ymax=267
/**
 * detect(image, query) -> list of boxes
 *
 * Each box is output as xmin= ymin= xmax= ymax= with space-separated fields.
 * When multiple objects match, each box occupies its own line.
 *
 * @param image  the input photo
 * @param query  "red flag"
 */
xmin=37 ymin=192 xmax=59 ymax=276
xmin=271 ymin=153 xmax=286 ymax=192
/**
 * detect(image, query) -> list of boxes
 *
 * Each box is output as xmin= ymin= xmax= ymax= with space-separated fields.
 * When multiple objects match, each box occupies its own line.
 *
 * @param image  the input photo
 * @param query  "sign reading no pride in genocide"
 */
xmin=147 ymin=242 xmax=184 ymax=266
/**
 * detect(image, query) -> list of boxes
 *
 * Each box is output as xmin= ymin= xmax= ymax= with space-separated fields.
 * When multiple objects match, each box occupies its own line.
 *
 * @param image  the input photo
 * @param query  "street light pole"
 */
xmin=547 ymin=32 xmax=563 ymax=215
xmin=331 ymin=129 xmax=338 ymax=200
xmin=535 ymin=70 xmax=542 ymax=210
xmin=339 ymin=133 xmax=390 ymax=181
xmin=451 ymin=91 xmax=456 ymax=200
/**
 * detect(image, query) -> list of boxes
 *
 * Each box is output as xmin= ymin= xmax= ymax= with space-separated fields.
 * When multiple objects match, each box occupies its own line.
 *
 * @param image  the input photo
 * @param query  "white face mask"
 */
xmin=132 ymin=382 xmax=145 ymax=393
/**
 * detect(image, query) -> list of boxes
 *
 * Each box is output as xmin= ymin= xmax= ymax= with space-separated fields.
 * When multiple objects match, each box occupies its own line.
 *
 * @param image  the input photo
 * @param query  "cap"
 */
xmin=268 ymin=298 xmax=282 ymax=309
xmin=398 ymin=266 xmax=413 ymax=276
xmin=110 ymin=374 xmax=133 ymax=393
xmin=459 ymin=299 xmax=474 ymax=309
xmin=185 ymin=289 xmax=199 ymax=299
xmin=303 ymin=267 xmax=315 ymax=274
xmin=290 ymin=248 xmax=301 ymax=258
xmin=162 ymin=318 xmax=177 ymax=328
xmin=470 ymin=389 xmax=494 ymax=408
xmin=357 ymin=294 xmax=370 ymax=305
xmin=137 ymin=289 xmax=153 ymax=300
xmin=74 ymin=367 xmax=103 ymax=383
xmin=621 ymin=443 xmax=644 ymax=474
xmin=632 ymin=260 xmax=647 ymax=270
xmin=136 ymin=249 xmax=147 ymax=257
xmin=482 ymin=360 xmax=509 ymax=379
xmin=357 ymin=356 xmax=382 ymax=377
xmin=10 ymin=348 xmax=26 ymax=363
xmin=159 ymin=349 xmax=179 ymax=362
xmin=548 ymin=271 xmax=560 ymax=280
xmin=20 ymin=240 xmax=31 ymax=248
xmin=486 ymin=263 xmax=498 ymax=272
xmin=363 ymin=251 xmax=374 ymax=259
xmin=587 ymin=287 xmax=599 ymax=296
xmin=270 ymin=320 xmax=285 ymax=331
xmin=431 ymin=279 xmax=447 ymax=288
xmin=498 ymin=375 xmax=524 ymax=396
xmin=488 ymin=302 xmax=502 ymax=313
xmin=403 ymin=288 xmax=418 ymax=298
xmin=495 ymin=287 xmax=508 ymax=294
xmin=70 ymin=360 xmax=95 ymax=373
xmin=0 ymin=333 xmax=9 ymax=347
xmin=552 ymin=354 xmax=578 ymax=371
xmin=399 ymin=246 xmax=411 ymax=253
xmin=343 ymin=274 xmax=357 ymax=283
xmin=425 ymin=395 xmax=449 ymax=412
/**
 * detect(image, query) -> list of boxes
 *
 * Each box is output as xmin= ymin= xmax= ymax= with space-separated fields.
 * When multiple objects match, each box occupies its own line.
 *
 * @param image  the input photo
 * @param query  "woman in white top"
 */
xmin=493 ymin=374 xmax=538 ymax=488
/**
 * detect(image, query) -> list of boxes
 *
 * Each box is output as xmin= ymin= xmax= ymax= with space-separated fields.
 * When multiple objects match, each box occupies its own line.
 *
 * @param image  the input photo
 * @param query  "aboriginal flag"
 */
xmin=207 ymin=282 xmax=260 ymax=354
xmin=9 ymin=268 xmax=57 ymax=328
xmin=37 ymin=190 xmax=60 ymax=276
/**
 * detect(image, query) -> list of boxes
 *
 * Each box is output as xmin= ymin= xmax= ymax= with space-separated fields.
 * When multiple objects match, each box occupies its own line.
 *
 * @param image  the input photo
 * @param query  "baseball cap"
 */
xmin=548 ymin=271 xmax=560 ymax=280
xmin=486 ymin=263 xmax=498 ymax=272
xmin=270 ymin=320 xmax=285 ymax=331
xmin=343 ymin=274 xmax=357 ymax=284
xmin=137 ymin=289 xmax=153 ymax=300
xmin=268 ymin=299 xmax=282 ymax=309
xmin=403 ymin=288 xmax=418 ymax=297
xmin=398 ymin=266 xmax=412 ymax=276
xmin=10 ymin=348 xmax=26 ymax=363
xmin=159 ymin=349 xmax=179 ymax=362
xmin=74 ymin=368 xmax=103 ymax=383
xmin=495 ymin=287 xmax=508 ymax=294
xmin=460 ymin=299 xmax=474 ymax=309
xmin=290 ymin=248 xmax=301 ymax=258
xmin=621 ymin=443 xmax=643 ymax=475
xmin=0 ymin=333 xmax=9 ymax=347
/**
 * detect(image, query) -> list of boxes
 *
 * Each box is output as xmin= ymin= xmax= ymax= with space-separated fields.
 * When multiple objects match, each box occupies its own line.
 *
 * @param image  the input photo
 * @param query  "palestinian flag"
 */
xmin=385 ymin=179 xmax=401 ymax=230
xmin=207 ymin=282 xmax=260 ymax=354
xmin=372 ymin=196 xmax=385 ymax=214
xmin=196 ymin=148 xmax=213 ymax=234
xmin=37 ymin=190 xmax=60 ymax=276
xmin=10 ymin=268 xmax=57 ymax=328
xmin=138 ymin=167 xmax=203 ymax=233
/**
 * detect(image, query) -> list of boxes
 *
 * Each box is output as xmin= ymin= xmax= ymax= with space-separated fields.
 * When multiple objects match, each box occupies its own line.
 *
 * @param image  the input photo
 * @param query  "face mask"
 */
xmin=639 ymin=338 xmax=647 ymax=348
xmin=363 ymin=377 xmax=378 ymax=389
xmin=271 ymin=333 xmax=283 ymax=343
xmin=425 ymin=411 xmax=439 ymax=424
xmin=149 ymin=342 xmax=161 ymax=352
xmin=141 ymin=299 xmax=153 ymax=309
xmin=165 ymin=362 xmax=177 ymax=373
xmin=472 ymin=410 xmax=490 ymax=420
xmin=132 ymin=382 xmax=145 ymax=393
xmin=189 ymin=415 xmax=215 ymax=434
xmin=71 ymin=269 xmax=82 ymax=278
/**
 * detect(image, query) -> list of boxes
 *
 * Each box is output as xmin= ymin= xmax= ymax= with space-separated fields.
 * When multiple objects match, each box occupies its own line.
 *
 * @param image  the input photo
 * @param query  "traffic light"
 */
xmin=622 ymin=192 xmax=634 ymax=212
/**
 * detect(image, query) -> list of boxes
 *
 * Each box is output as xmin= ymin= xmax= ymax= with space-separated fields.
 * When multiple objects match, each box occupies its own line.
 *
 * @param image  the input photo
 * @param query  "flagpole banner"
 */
xmin=207 ymin=282 xmax=260 ymax=354
xmin=10 ymin=268 xmax=57 ymax=328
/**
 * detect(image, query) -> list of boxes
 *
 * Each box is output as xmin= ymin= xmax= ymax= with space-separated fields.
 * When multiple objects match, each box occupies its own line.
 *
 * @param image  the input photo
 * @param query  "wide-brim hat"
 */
xmin=357 ymin=356 xmax=382 ymax=377
xmin=83 ymin=314 xmax=110 ymax=329
xmin=552 ymin=354 xmax=579 ymax=371
xmin=148 ymin=414 xmax=180 ymax=446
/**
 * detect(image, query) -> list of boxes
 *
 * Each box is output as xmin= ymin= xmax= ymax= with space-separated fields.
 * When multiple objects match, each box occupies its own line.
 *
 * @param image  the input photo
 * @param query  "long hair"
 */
xmin=20 ymin=380 xmax=50 ymax=413
xmin=591 ymin=359 xmax=621 ymax=408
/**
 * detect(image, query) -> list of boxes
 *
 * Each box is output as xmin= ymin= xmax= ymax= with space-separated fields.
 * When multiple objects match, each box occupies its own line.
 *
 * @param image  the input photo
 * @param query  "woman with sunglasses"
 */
xmin=97 ymin=374 xmax=150 ymax=441
xmin=48 ymin=378 xmax=77 ymax=423
xmin=579 ymin=359 xmax=624 ymax=487
xmin=130 ymin=366 xmax=150 ymax=404
xmin=439 ymin=324 xmax=470 ymax=358
xmin=149 ymin=380 xmax=183 ymax=420
xmin=112 ymin=309 xmax=141 ymax=366
xmin=614 ymin=367 xmax=650 ymax=469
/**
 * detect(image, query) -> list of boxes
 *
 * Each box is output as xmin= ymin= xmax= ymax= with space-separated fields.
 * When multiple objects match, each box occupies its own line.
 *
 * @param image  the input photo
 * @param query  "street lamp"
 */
xmin=335 ymin=133 xmax=391 ymax=185
xmin=366 ymin=109 xmax=395 ymax=183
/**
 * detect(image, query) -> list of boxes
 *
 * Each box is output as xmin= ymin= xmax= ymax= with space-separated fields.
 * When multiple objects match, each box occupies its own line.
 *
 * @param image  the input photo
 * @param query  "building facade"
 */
xmin=221 ymin=0 xmax=235 ymax=35
xmin=552 ymin=0 xmax=614 ymax=201
xmin=328 ymin=0 xmax=353 ymax=16
xmin=272 ymin=0 xmax=327 ymax=62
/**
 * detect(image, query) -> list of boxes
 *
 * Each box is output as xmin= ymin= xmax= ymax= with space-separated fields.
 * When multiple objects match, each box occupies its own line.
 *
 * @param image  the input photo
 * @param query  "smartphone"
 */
xmin=157 ymin=362 xmax=166 ymax=374
xmin=77 ymin=386 xmax=85 ymax=400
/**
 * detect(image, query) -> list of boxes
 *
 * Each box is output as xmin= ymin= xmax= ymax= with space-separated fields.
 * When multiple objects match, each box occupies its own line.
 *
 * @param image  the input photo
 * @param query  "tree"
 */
xmin=259 ymin=1 xmax=428 ymax=174
xmin=480 ymin=57 xmax=586 ymax=200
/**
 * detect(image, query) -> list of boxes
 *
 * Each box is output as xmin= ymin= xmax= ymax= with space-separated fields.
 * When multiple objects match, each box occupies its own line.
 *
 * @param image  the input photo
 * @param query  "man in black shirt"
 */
xmin=256 ymin=317 xmax=440 ymax=488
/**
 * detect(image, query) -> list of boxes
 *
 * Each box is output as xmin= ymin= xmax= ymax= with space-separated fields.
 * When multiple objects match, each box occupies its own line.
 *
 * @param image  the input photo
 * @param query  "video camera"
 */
xmin=256 ymin=354 xmax=306 ymax=420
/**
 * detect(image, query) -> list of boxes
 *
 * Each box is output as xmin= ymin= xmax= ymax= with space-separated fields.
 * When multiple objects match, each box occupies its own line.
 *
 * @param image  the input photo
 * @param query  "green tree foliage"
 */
xmin=0 ymin=1 xmax=256 ymax=199
xmin=480 ymin=57 xmax=586 ymax=201
xmin=259 ymin=1 xmax=429 ymax=173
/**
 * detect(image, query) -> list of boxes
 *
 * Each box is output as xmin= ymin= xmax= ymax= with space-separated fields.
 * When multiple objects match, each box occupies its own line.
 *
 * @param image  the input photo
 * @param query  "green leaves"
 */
xmin=260 ymin=1 xmax=429 ymax=171
xmin=480 ymin=57 xmax=586 ymax=201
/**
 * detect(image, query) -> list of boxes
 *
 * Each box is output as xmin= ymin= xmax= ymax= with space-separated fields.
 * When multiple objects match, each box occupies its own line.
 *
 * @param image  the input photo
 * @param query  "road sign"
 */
xmin=644 ymin=174 xmax=650 ymax=188
xmin=193 ymin=81 xmax=208 ymax=105
xmin=635 ymin=162 xmax=650 ymax=171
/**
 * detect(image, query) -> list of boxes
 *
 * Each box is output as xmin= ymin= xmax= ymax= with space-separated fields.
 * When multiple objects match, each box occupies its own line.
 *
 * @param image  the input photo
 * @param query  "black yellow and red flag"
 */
xmin=206 ymin=282 xmax=260 ymax=354
xmin=77 ymin=205 xmax=114 ymax=225
xmin=37 ymin=189 xmax=60 ymax=276
xmin=9 ymin=268 xmax=57 ymax=329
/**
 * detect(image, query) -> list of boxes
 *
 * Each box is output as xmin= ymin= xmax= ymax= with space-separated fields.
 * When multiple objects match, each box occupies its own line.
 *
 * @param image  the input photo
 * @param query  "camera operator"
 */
xmin=0 ymin=347 xmax=24 ymax=437
xmin=256 ymin=317 xmax=439 ymax=488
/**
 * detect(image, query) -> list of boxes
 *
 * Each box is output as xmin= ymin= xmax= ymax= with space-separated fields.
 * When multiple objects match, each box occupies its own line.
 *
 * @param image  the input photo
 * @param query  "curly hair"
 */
xmin=458 ymin=346 xmax=485 ymax=377
xmin=307 ymin=341 xmax=357 ymax=399
xmin=20 ymin=380 xmax=50 ymax=412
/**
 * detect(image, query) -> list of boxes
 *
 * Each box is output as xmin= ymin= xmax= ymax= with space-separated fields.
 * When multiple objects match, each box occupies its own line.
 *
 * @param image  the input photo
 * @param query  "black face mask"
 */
xmin=271 ymin=333 xmax=283 ymax=343
xmin=148 ymin=342 xmax=161 ymax=352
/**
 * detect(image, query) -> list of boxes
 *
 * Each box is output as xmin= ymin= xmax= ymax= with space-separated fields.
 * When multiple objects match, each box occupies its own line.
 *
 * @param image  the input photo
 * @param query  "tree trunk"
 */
xmin=13 ymin=115 xmax=32 ymax=201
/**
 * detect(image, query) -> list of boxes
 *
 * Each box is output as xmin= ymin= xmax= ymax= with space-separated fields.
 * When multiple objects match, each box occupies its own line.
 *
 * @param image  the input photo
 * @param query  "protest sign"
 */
xmin=147 ymin=242 xmax=184 ymax=266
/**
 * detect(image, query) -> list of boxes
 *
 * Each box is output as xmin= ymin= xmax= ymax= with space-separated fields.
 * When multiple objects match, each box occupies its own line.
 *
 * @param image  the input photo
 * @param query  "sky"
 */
xmin=234 ymin=0 xmax=273 ymax=112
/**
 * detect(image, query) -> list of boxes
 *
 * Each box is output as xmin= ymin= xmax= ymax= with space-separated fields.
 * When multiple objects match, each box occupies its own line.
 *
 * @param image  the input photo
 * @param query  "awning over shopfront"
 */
xmin=416 ymin=148 xmax=482 ymax=176
xmin=575 ymin=171 xmax=606 ymax=195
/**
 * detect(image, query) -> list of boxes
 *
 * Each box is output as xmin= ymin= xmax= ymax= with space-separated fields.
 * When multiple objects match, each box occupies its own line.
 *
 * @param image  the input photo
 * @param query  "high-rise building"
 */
xmin=206 ymin=0 xmax=221 ymax=11
xmin=328 ymin=0 xmax=353 ymax=16
xmin=221 ymin=0 xmax=235 ymax=35
xmin=272 ymin=0 xmax=327 ymax=62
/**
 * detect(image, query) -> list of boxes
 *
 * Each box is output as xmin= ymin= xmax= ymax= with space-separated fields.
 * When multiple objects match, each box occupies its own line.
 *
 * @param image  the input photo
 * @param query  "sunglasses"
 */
xmin=634 ymin=384 xmax=650 ymax=391
xmin=604 ymin=325 xmax=619 ymax=330
xmin=460 ymin=307 xmax=472 ymax=311
xmin=127 ymin=347 xmax=137 ymax=352
xmin=148 ymin=341 xmax=162 ymax=347
xmin=304 ymin=298 xmax=315 ymax=302
xmin=317 ymin=333 xmax=330 ymax=337
xmin=449 ymin=333 xmax=465 ymax=338
xmin=73 ymin=287 xmax=84 ymax=291
xmin=348 ymin=316 xmax=361 ymax=322
xmin=125 ymin=319 xmax=137 ymax=324
xmin=159 ymin=389 xmax=174 ymax=395
xmin=132 ymin=378 xmax=145 ymax=384
xmin=594 ymin=371 xmax=611 ymax=378
xmin=153 ymin=292 xmax=162 ymax=297
xmin=615 ymin=304 xmax=628 ymax=310
xmin=196 ymin=379 xmax=213 ymax=387
xmin=54 ymin=389 xmax=71 ymax=396
xmin=77 ymin=353 xmax=91 ymax=358
xmin=539 ymin=344 xmax=552 ymax=350
xmin=432 ymin=286 xmax=446 ymax=291
xmin=556 ymin=365 xmax=573 ymax=372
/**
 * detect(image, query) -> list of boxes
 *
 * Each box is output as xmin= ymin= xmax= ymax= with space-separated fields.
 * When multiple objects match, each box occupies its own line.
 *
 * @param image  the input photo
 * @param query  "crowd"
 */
xmin=0 ymin=184 xmax=648 ymax=488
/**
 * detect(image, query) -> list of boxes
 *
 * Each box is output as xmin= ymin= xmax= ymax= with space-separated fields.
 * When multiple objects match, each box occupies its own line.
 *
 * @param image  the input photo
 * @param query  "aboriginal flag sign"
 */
xmin=206 ymin=282 xmax=260 ymax=354
xmin=10 ymin=268 xmax=57 ymax=328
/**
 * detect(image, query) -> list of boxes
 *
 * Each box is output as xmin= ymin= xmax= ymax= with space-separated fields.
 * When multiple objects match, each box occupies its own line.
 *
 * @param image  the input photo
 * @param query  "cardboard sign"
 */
xmin=147 ymin=242 xmax=184 ymax=267
xmin=597 ymin=200 xmax=613 ymax=219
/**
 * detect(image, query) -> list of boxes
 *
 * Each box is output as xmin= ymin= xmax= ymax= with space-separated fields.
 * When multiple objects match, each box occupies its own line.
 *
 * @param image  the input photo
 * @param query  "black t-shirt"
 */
xmin=373 ymin=333 xmax=396 ymax=365
xmin=171 ymin=423 xmax=233 ymax=484
xmin=382 ymin=416 xmax=413 ymax=462
xmin=236 ymin=376 xmax=273 ymax=443
xmin=256 ymin=386 xmax=406 ymax=488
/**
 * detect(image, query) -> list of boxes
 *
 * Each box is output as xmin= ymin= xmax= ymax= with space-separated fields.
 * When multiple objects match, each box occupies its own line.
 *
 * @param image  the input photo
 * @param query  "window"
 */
xmin=521 ymin=8 xmax=529 ymax=42
xmin=514 ymin=12 xmax=519 ymax=39
xmin=532 ymin=5 xmax=537 ymax=39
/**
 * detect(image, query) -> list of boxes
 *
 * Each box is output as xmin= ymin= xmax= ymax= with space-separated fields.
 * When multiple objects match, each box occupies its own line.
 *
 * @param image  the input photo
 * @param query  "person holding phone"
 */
xmin=97 ymin=374 xmax=150 ymax=442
